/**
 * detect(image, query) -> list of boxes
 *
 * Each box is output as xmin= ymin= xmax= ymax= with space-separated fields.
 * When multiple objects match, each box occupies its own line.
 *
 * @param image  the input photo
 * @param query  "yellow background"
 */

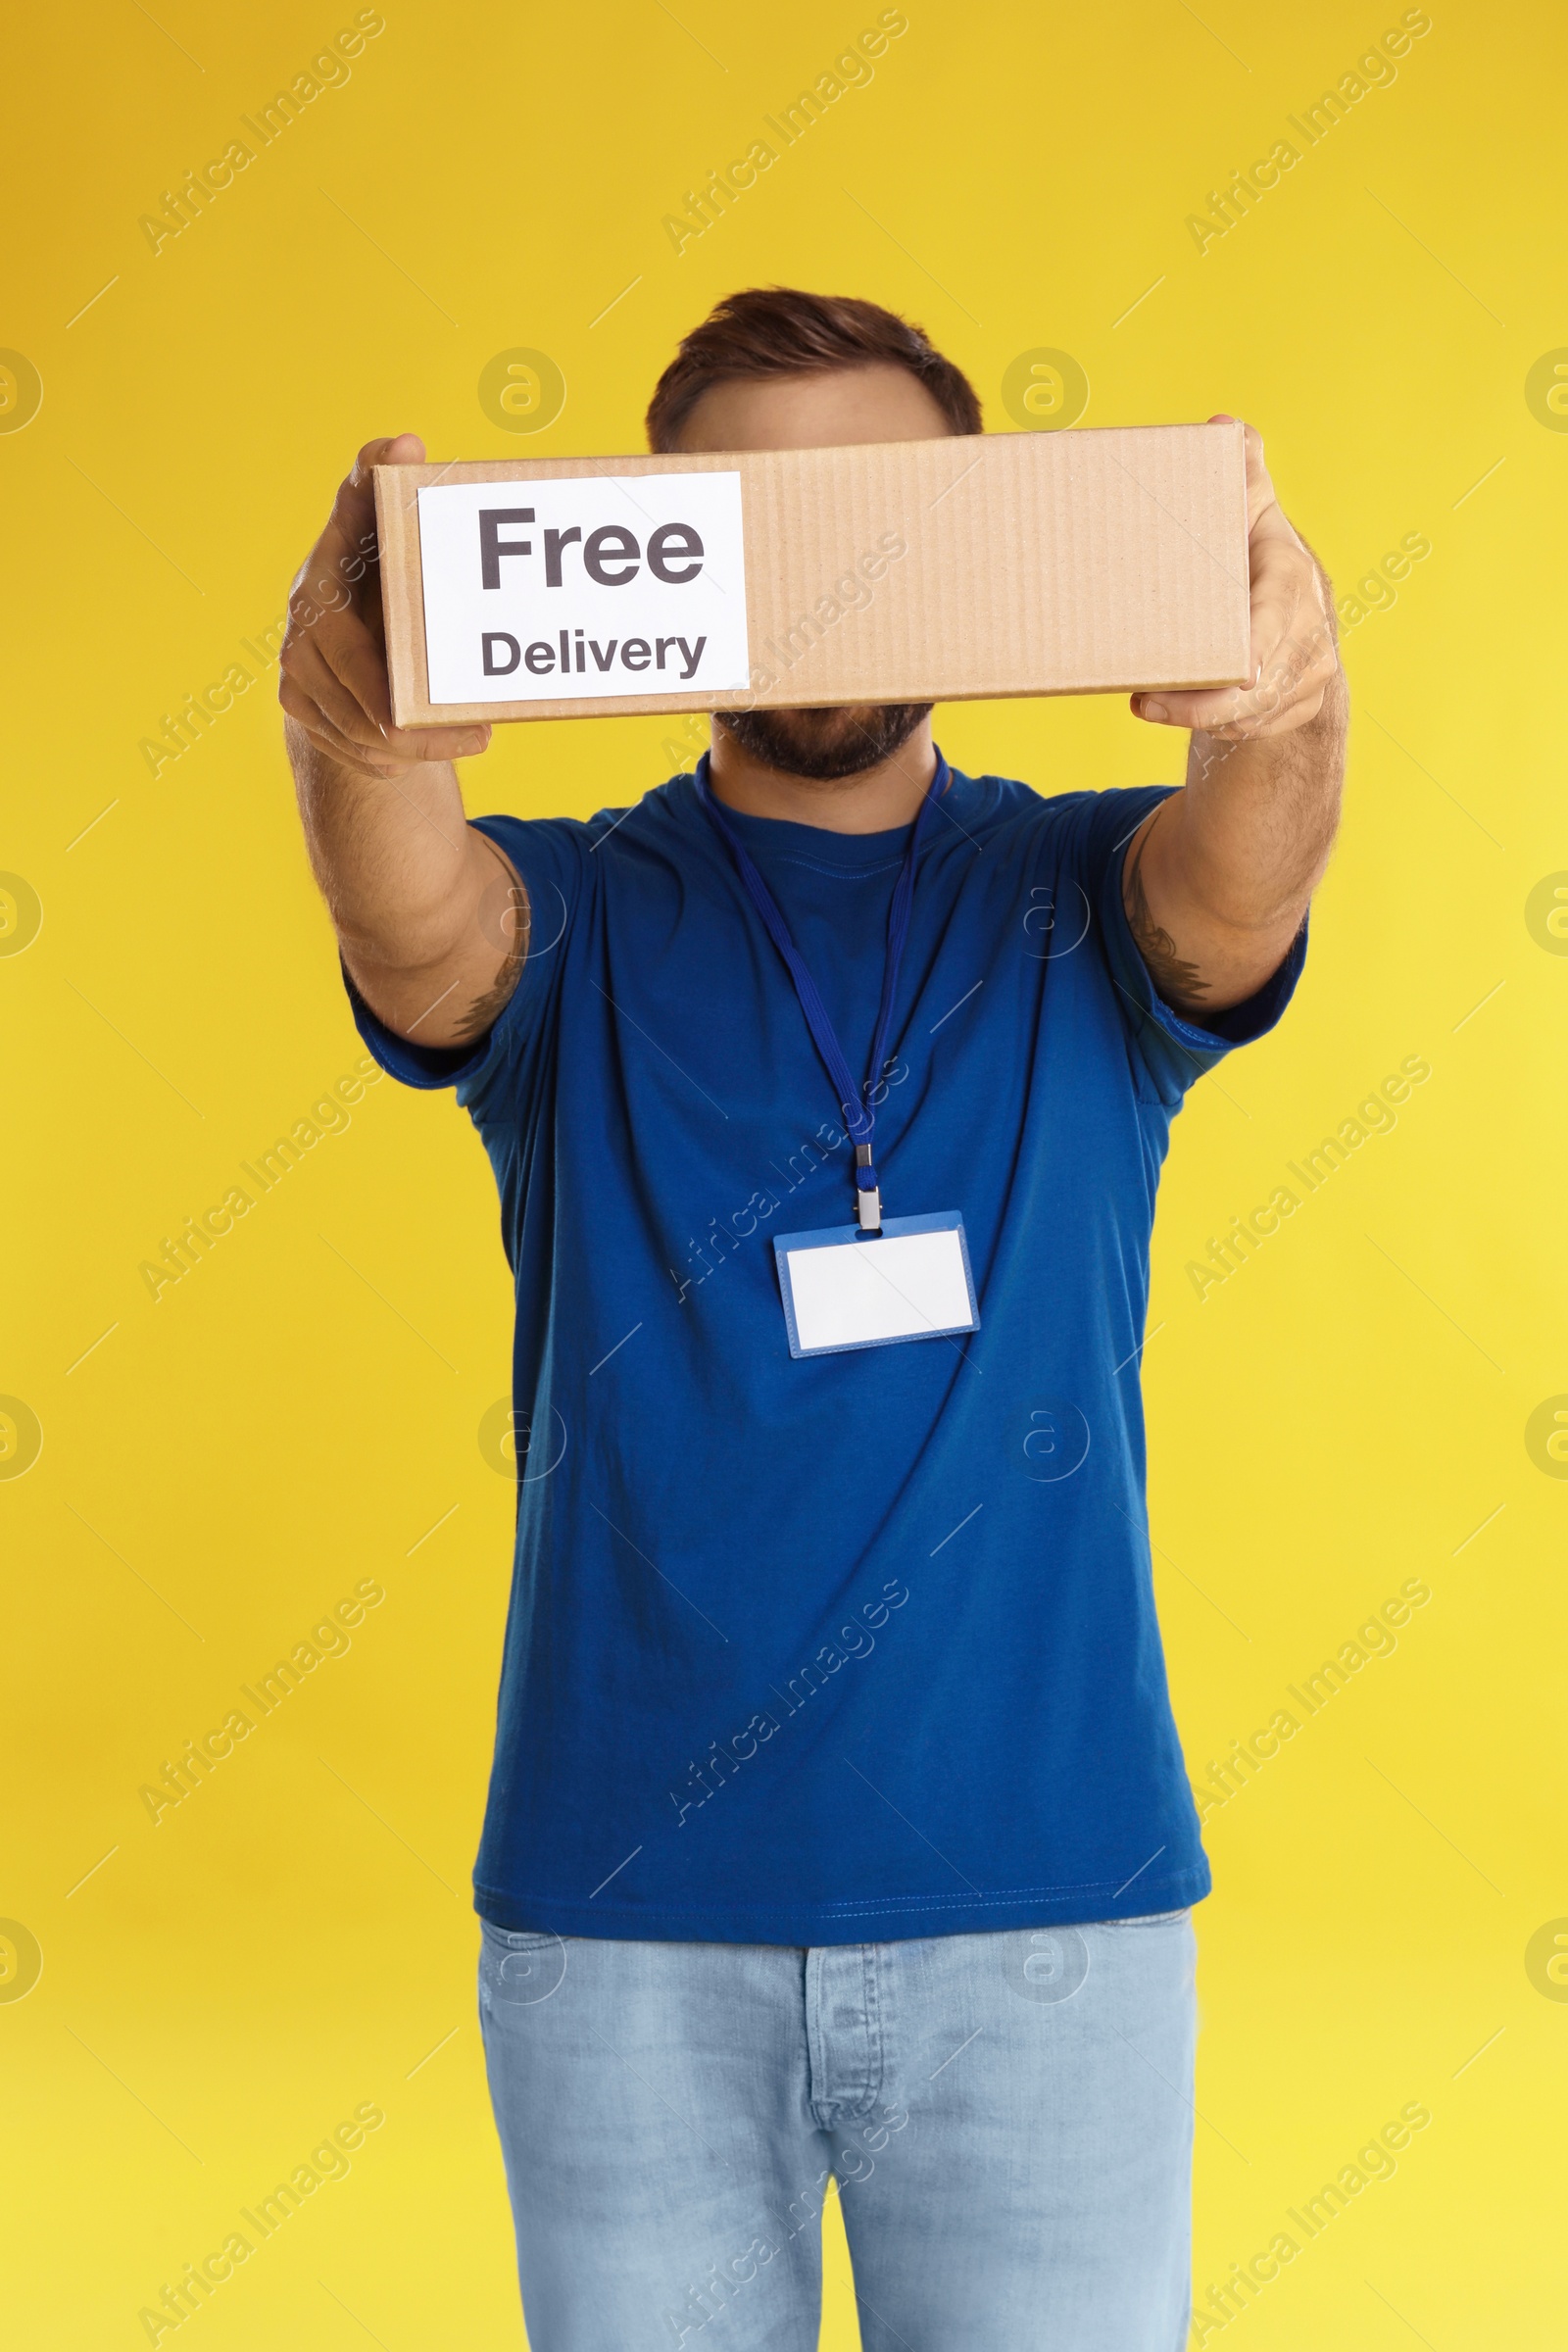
xmin=5 ymin=1 xmax=1564 ymax=2343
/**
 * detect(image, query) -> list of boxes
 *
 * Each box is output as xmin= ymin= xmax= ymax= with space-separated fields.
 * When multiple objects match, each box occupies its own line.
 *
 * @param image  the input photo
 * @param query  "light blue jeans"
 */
xmin=478 ymin=1912 xmax=1196 ymax=2350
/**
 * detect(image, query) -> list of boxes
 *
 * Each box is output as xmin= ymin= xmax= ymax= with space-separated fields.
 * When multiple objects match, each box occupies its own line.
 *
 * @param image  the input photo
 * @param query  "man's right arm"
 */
xmin=279 ymin=434 xmax=527 ymax=1051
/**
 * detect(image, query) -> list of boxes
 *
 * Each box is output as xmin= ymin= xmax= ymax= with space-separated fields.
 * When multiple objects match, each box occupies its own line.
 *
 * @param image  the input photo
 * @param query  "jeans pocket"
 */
xmin=480 ymin=1919 xmax=562 ymax=1949
xmin=479 ymin=1920 xmax=570 ymax=2011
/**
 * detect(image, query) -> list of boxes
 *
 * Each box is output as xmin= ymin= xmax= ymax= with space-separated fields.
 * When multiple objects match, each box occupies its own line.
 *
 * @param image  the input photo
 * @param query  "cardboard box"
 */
xmin=375 ymin=422 xmax=1251 ymax=729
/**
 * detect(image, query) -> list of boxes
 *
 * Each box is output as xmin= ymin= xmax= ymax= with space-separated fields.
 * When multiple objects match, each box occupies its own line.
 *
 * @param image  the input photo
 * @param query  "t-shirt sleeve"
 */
xmin=1073 ymin=784 xmax=1307 ymax=1102
xmin=343 ymin=811 xmax=587 ymax=1104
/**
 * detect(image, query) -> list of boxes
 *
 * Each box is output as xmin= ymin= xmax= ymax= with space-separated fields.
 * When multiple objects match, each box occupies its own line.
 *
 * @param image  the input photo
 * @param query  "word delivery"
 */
xmin=417 ymin=471 xmax=751 ymax=705
xmin=482 ymin=628 xmax=708 ymax=684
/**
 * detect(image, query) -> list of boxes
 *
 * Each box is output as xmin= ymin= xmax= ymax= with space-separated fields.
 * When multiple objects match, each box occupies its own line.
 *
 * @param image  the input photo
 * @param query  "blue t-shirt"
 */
xmin=349 ymin=753 xmax=1304 ymax=1944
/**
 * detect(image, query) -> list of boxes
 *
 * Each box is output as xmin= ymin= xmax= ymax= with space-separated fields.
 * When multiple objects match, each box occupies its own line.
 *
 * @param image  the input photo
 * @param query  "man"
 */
xmin=281 ymin=288 xmax=1344 ymax=2350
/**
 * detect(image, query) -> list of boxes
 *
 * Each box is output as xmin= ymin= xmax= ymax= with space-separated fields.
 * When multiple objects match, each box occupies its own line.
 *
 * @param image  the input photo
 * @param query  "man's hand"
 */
xmin=281 ymin=436 xmax=527 ymax=1053
xmin=1132 ymin=418 xmax=1339 ymax=743
xmin=1120 ymin=416 xmax=1348 ymax=1016
xmin=278 ymin=432 xmax=492 ymax=777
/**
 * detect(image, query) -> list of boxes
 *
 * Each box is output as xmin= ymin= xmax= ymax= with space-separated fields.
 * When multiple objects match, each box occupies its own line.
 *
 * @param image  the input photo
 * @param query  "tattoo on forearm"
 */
xmin=1123 ymin=814 xmax=1210 ymax=1010
xmin=452 ymin=852 xmax=529 ymax=1042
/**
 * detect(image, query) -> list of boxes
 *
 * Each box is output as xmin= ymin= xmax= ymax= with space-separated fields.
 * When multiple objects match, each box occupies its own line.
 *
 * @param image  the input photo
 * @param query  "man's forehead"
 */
xmin=674 ymin=363 xmax=957 ymax=453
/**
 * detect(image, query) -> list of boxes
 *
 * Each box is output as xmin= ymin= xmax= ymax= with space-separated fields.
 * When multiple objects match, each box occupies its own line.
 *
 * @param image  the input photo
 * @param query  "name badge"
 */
xmin=773 ymin=1212 xmax=980 ymax=1359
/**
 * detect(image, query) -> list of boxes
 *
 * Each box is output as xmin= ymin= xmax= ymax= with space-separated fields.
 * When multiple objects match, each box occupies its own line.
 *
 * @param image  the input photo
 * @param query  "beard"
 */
xmin=715 ymin=702 xmax=932 ymax=783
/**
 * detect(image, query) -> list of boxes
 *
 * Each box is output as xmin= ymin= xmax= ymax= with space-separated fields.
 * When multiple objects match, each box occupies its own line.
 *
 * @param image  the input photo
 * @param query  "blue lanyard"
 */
xmin=697 ymin=750 xmax=945 ymax=1232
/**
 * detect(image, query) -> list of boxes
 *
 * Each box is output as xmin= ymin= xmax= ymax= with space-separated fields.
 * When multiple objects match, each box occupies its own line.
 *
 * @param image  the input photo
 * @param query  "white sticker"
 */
xmin=416 ymin=472 xmax=750 ymax=705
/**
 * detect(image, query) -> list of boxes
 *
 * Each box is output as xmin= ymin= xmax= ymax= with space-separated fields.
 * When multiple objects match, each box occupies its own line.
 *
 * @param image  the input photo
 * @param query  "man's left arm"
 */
xmin=1122 ymin=417 xmax=1348 ymax=1016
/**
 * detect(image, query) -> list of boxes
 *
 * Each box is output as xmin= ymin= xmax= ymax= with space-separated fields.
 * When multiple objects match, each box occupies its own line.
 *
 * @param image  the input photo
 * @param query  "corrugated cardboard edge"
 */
xmin=376 ymin=426 xmax=1251 ymax=728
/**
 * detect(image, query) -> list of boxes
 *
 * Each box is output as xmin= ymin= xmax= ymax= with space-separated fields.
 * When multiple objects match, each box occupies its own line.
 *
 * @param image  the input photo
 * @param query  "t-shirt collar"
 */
xmin=691 ymin=747 xmax=954 ymax=868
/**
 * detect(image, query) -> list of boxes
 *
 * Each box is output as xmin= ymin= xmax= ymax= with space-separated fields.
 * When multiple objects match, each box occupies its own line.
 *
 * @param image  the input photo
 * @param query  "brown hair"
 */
xmin=645 ymin=286 xmax=982 ymax=450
